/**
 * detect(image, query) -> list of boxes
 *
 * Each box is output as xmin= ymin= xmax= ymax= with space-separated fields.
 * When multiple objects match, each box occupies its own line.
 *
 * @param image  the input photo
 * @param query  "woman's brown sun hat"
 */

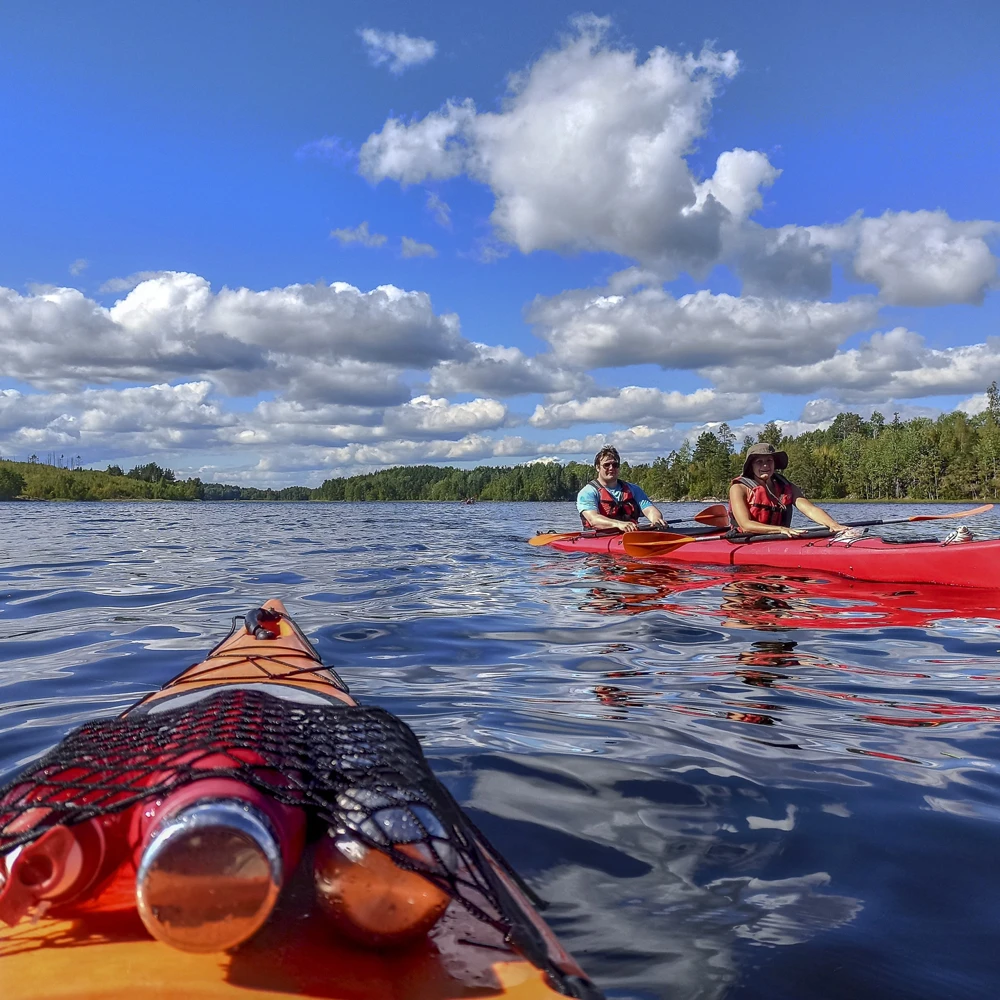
xmin=742 ymin=441 xmax=788 ymax=478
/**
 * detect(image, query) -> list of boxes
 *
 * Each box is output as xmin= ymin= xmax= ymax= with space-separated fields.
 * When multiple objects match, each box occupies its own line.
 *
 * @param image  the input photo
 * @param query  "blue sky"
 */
xmin=1 ymin=1 xmax=998 ymax=485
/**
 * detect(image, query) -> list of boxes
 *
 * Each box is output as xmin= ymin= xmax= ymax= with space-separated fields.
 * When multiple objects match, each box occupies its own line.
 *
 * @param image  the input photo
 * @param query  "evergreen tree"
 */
xmin=0 ymin=467 xmax=25 ymax=500
xmin=717 ymin=422 xmax=736 ymax=454
xmin=987 ymin=380 xmax=1000 ymax=424
xmin=829 ymin=412 xmax=867 ymax=441
xmin=757 ymin=421 xmax=783 ymax=447
xmin=128 ymin=463 xmax=173 ymax=483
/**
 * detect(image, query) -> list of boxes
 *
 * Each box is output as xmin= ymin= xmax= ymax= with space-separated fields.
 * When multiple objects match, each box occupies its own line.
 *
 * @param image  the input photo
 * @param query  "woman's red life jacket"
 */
xmin=730 ymin=474 xmax=795 ymax=527
xmin=580 ymin=480 xmax=642 ymax=528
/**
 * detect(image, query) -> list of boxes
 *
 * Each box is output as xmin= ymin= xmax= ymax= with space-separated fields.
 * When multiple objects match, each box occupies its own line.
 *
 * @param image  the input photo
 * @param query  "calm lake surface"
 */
xmin=3 ymin=500 xmax=1000 ymax=999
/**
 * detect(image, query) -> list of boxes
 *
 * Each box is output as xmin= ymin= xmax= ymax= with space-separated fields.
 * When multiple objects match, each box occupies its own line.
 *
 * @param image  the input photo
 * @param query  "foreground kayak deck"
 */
xmin=1 ymin=600 xmax=599 ymax=1000
xmin=0 ymin=890 xmax=557 ymax=999
xmin=545 ymin=533 xmax=1000 ymax=588
xmin=1 ymin=884 xmax=560 ymax=999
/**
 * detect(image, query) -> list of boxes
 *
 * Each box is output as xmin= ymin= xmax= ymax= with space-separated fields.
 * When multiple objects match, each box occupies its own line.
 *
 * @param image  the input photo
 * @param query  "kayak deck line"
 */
xmin=0 ymin=600 xmax=602 ymax=999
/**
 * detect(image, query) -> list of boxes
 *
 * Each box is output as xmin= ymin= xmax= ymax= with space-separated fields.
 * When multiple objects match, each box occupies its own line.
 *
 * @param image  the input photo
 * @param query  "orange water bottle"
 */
xmin=313 ymin=804 xmax=454 ymax=947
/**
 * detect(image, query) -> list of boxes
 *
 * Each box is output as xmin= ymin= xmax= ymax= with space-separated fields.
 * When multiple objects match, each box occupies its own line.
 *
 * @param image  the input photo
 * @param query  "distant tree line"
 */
xmin=311 ymin=462 xmax=596 ymax=501
xmin=2 ymin=384 xmax=999 ymax=502
xmin=631 ymin=403 xmax=1000 ymax=503
xmin=0 ymin=459 xmax=322 ymax=502
xmin=312 ymin=385 xmax=1000 ymax=503
xmin=0 ymin=461 xmax=204 ymax=501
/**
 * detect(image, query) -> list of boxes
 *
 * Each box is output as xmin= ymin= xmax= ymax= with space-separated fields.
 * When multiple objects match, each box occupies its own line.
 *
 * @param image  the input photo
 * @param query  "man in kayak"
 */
xmin=577 ymin=446 xmax=666 ymax=533
xmin=730 ymin=442 xmax=848 ymax=537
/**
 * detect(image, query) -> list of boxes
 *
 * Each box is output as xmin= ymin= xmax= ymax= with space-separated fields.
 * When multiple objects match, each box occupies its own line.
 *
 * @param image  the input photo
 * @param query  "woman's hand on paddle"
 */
xmin=778 ymin=526 xmax=806 ymax=537
xmin=619 ymin=520 xmax=640 ymax=533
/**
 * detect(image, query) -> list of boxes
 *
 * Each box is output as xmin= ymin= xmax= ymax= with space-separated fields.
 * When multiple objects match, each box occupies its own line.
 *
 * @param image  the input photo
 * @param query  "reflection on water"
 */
xmin=2 ymin=500 xmax=1000 ymax=999
xmin=568 ymin=559 xmax=1000 ymax=631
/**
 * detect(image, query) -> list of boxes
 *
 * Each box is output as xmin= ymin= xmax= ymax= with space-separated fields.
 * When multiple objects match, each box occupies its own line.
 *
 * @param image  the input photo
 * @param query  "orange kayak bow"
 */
xmin=0 ymin=600 xmax=600 ymax=1000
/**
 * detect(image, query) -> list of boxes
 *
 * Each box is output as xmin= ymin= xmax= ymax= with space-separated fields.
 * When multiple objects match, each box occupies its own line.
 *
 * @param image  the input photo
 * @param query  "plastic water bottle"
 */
xmin=312 ymin=803 xmax=454 ymax=947
xmin=0 ymin=812 xmax=126 ymax=926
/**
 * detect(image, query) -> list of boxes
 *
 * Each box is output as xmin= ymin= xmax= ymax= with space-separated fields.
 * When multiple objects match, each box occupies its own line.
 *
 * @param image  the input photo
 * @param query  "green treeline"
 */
xmin=314 ymin=393 xmax=1000 ymax=502
xmin=0 ymin=461 xmax=205 ymax=501
xmin=2 ymin=389 xmax=999 ymax=502
xmin=0 ymin=460 xmax=312 ymax=502
xmin=311 ymin=462 xmax=596 ymax=501
xmin=310 ymin=404 xmax=1000 ymax=502
xmin=631 ymin=406 xmax=1000 ymax=502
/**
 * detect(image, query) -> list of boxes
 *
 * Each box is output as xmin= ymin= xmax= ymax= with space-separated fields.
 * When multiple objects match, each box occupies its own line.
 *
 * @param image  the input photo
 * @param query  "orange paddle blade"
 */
xmin=908 ymin=503 xmax=993 ymax=522
xmin=528 ymin=532 xmax=581 ymax=546
xmin=621 ymin=531 xmax=696 ymax=556
xmin=530 ymin=505 xmax=730 ymax=547
xmin=692 ymin=504 xmax=729 ymax=527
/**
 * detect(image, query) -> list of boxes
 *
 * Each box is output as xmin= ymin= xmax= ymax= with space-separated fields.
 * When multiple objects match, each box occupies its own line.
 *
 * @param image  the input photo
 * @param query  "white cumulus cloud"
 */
xmin=358 ymin=28 xmax=437 ymax=74
xmin=401 ymin=236 xmax=437 ymax=258
xmin=428 ymin=343 xmax=595 ymax=398
xmin=219 ymin=394 xmax=506 ymax=449
xmin=330 ymin=221 xmax=388 ymax=248
xmin=705 ymin=326 xmax=1000 ymax=400
xmin=0 ymin=273 xmax=470 ymax=395
xmin=356 ymin=17 xmax=1000 ymax=309
xmin=426 ymin=191 xmax=452 ymax=228
xmin=797 ymin=398 xmax=943 ymax=426
xmin=530 ymin=386 xmax=762 ymax=428
xmin=957 ymin=392 xmax=989 ymax=416
xmin=528 ymin=284 xmax=879 ymax=371
xmin=99 ymin=270 xmax=172 ymax=294
xmin=0 ymin=382 xmax=234 ymax=455
xmin=383 ymin=395 xmax=507 ymax=438
xmin=810 ymin=210 xmax=999 ymax=307
xmin=360 ymin=16 xmax=772 ymax=273
xmin=690 ymin=149 xmax=781 ymax=221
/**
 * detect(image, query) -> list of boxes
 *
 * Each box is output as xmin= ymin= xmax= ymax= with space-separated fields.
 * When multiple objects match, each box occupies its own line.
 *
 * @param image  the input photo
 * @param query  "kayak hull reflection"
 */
xmin=571 ymin=559 xmax=1000 ymax=629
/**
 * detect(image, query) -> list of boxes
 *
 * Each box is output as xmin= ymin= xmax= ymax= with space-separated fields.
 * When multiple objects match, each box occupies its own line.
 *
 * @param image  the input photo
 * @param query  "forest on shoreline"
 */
xmin=2 ymin=392 xmax=999 ymax=504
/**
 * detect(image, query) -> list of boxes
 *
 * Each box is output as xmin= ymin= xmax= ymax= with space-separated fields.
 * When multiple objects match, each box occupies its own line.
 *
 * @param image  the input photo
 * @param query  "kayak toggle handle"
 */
xmin=245 ymin=607 xmax=281 ymax=640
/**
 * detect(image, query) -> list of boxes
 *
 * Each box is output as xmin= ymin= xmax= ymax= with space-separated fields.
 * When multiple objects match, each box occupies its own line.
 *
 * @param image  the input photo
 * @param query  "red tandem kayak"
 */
xmin=542 ymin=532 xmax=1000 ymax=589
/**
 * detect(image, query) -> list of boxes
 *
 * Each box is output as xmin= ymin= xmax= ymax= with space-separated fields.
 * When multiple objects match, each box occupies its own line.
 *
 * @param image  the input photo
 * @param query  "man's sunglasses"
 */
xmin=600 ymin=461 xmax=620 ymax=469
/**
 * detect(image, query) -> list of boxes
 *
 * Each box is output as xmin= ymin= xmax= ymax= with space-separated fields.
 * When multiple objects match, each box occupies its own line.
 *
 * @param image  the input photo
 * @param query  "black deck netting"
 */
xmin=0 ymin=686 xmax=599 ymax=999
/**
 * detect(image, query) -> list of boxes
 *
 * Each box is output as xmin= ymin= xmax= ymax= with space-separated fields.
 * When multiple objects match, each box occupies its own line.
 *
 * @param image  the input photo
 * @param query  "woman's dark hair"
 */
xmin=594 ymin=445 xmax=621 ymax=470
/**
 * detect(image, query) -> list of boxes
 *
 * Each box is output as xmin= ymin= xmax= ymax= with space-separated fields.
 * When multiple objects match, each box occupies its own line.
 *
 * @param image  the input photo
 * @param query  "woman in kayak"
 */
xmin=577 ymin=446 xmax=666 ymax=533
xmin=730 ymin=442 xmax=848 ymax=537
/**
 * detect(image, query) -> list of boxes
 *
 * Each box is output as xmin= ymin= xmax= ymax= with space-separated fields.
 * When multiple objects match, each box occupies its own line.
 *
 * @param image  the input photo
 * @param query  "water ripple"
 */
xmin=2 ymin=499 xmax=1000 ymax=999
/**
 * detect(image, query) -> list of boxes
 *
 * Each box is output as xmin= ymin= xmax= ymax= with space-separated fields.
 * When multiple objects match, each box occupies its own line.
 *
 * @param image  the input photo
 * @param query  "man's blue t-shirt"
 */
xmin=576 ymin=480 xmax=653 ymax=516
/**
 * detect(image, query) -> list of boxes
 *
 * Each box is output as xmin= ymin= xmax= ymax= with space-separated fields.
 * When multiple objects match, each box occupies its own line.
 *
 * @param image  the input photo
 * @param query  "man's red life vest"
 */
xmin=729 ymin=474 xmax=795 ymax=527
xmin=580 ymin=480 xmax=642 ymax=528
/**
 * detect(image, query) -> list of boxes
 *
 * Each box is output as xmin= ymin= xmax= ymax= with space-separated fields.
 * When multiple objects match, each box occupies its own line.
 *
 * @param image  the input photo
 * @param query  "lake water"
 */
xmin=3 ymin=500 xmax=1000 ymax=999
